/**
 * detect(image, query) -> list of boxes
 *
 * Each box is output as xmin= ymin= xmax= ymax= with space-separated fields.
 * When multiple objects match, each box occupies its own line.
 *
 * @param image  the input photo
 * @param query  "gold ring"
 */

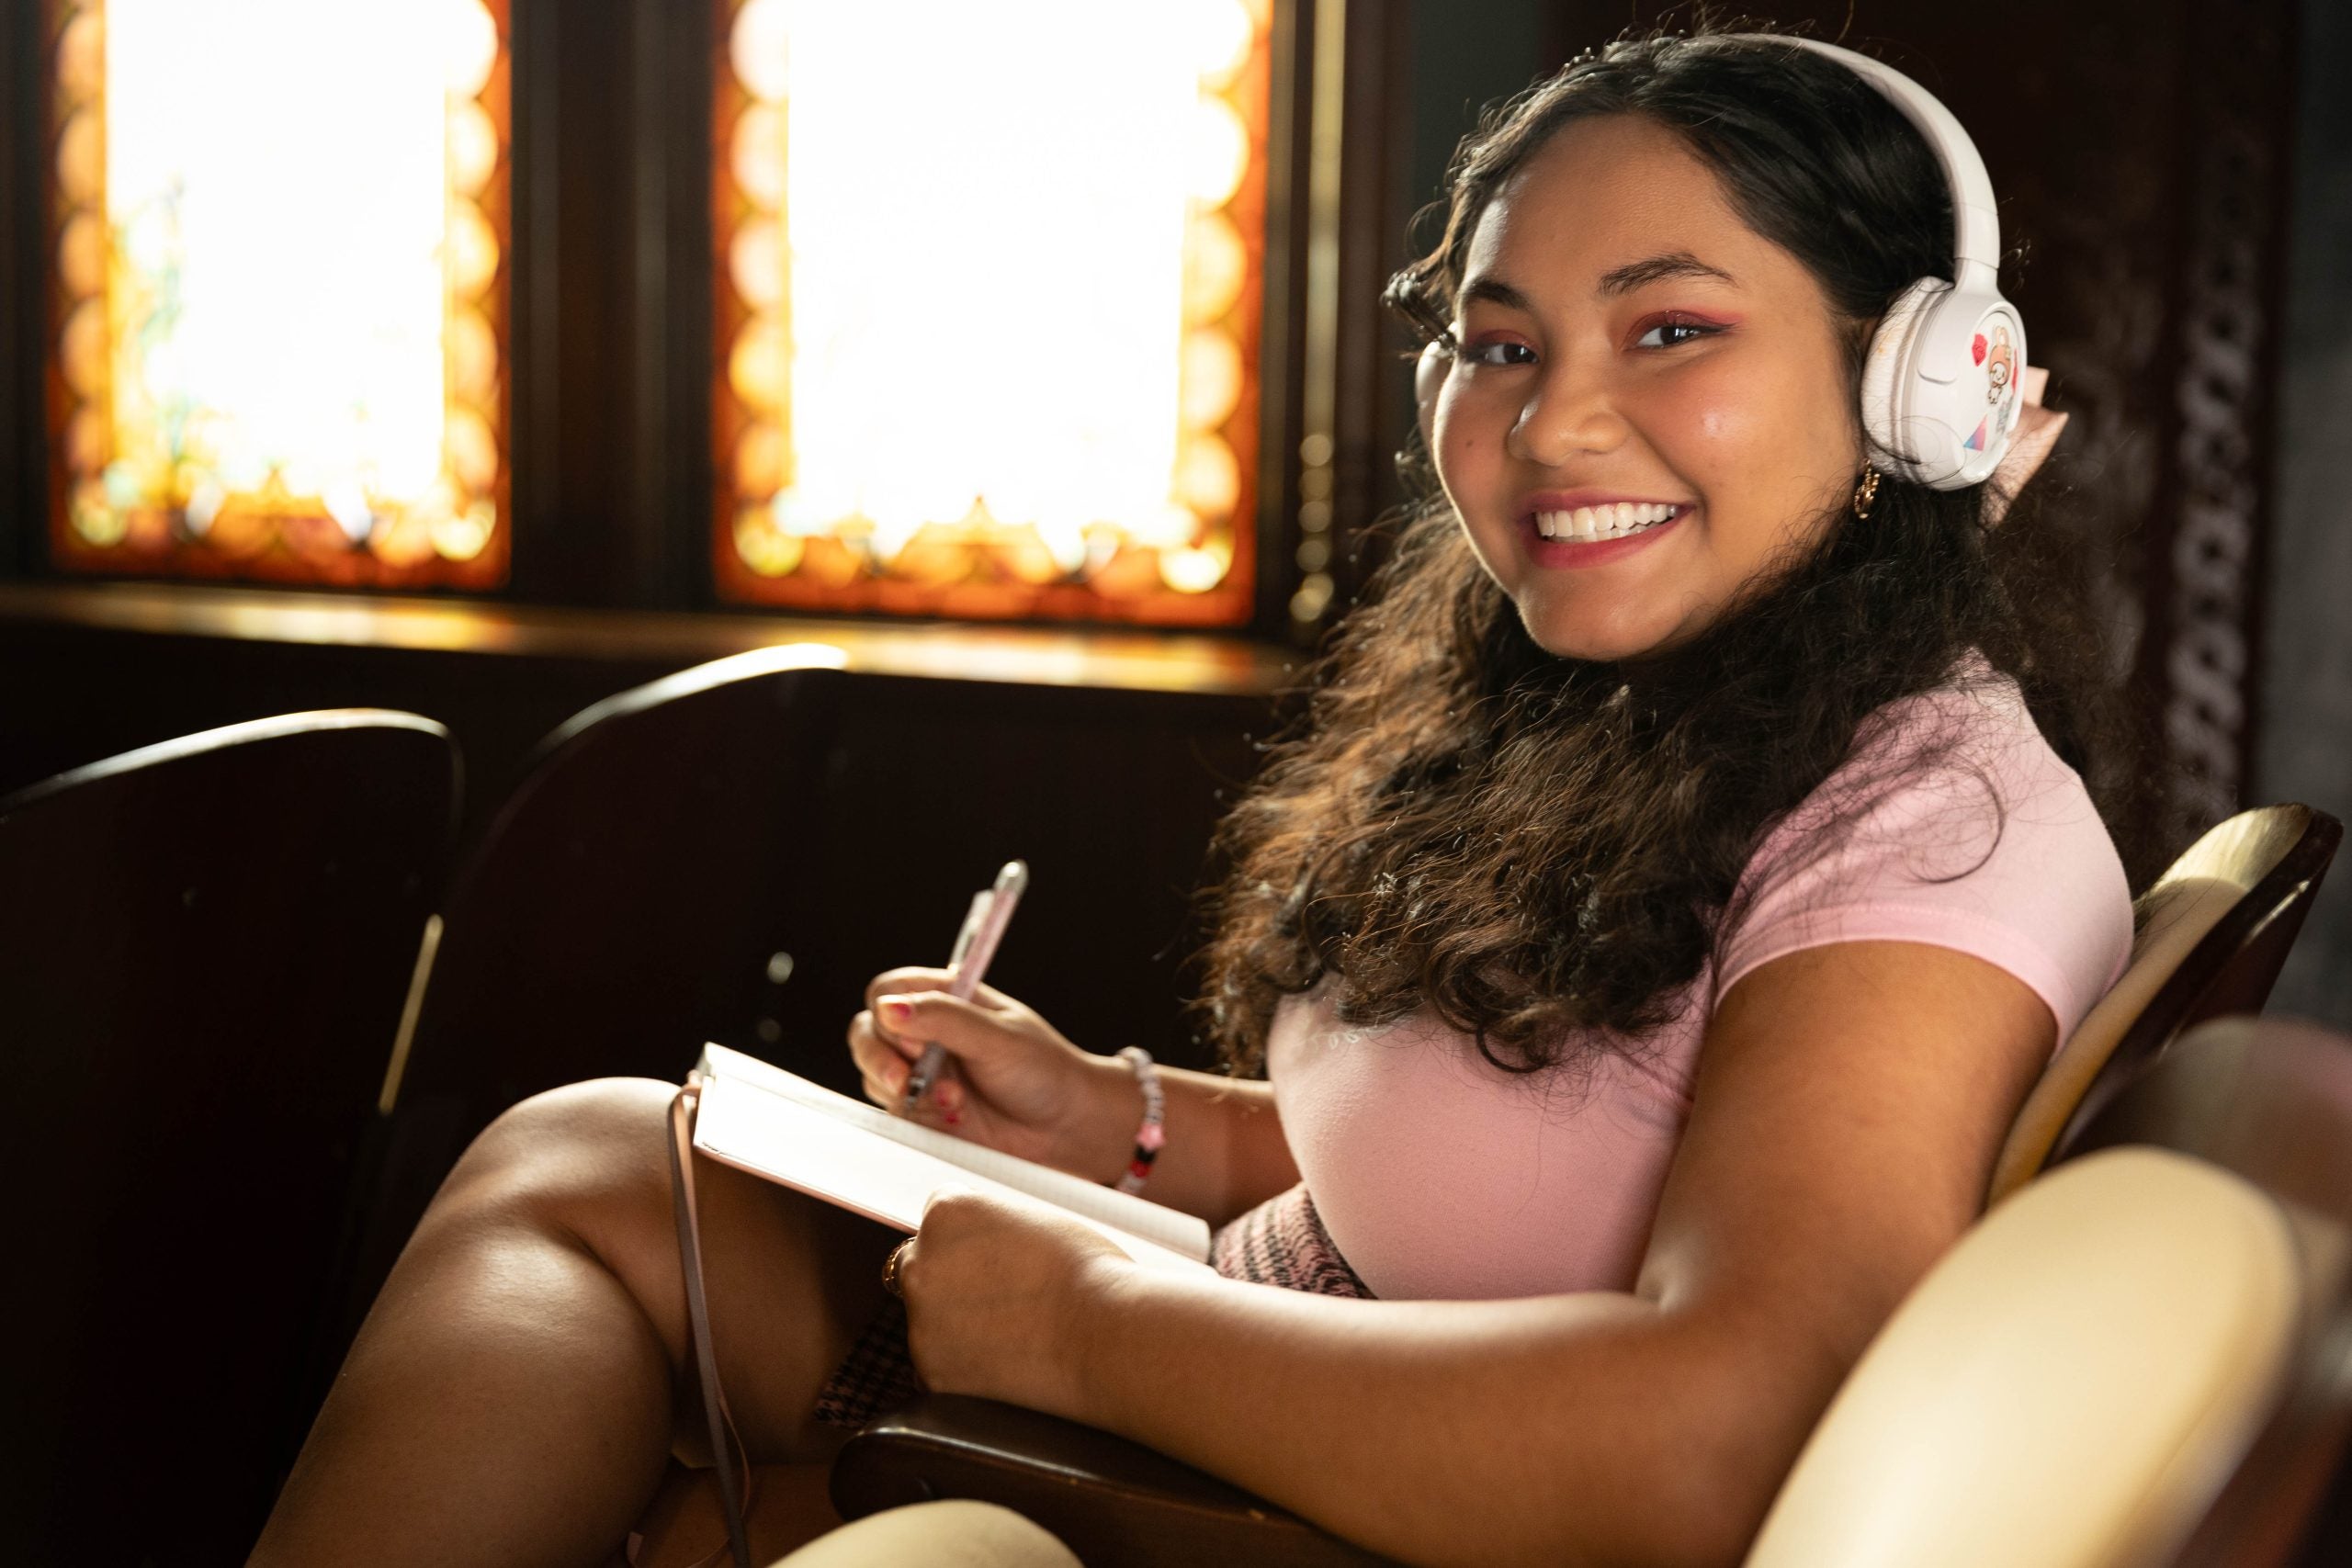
xmin=880 ymin=1238 xmax=914 ymax=1299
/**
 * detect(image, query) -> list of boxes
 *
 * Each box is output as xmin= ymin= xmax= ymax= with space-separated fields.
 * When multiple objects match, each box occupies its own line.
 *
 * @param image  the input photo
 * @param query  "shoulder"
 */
xmin=1718 ymin=668 xmax=2132 ymax=1043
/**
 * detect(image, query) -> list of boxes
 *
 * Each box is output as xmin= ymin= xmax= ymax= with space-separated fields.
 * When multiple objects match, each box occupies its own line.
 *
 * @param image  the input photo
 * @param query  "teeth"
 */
xmin=1531 ymin=502 xmax=1679 ymax=542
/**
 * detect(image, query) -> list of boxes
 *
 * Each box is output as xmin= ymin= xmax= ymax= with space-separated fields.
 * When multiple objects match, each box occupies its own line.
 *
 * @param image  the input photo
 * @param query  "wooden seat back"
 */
xmin=389 ymin=648 xmax=854 ymax=1125
xmin=0 ymin=711 xmax=457 ymax=1566
xmin=1988 ymin=804 xmax=2340 ymax=1202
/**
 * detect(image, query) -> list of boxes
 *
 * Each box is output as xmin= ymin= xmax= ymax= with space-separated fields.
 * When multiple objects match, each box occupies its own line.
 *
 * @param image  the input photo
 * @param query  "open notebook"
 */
xmin=691 ymin=1043 xmax=1215 ymax=1274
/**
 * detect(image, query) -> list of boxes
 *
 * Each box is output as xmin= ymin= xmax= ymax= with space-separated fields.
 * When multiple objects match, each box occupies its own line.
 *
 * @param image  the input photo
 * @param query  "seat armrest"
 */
xmin=831 ymin=1395 xmax=1396 ymax=1568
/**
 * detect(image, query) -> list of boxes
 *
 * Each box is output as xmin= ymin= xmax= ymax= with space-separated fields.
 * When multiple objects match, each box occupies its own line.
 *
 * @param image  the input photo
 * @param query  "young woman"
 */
xmin=254 ymin=28 xmax=2138 ymax=1568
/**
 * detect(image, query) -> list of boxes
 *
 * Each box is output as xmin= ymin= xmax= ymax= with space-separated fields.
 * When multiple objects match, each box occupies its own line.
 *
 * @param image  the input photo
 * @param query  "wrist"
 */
xmin=1058 ymin=1050 xmax=1147 ymax=1186
xmin=1053 ymin=1247 xmax=1147 ymax=1426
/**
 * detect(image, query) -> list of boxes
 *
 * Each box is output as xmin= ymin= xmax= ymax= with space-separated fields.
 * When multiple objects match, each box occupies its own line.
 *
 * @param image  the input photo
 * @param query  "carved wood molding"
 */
xmin=2154 ymin=1 xmax=2297 ymax=842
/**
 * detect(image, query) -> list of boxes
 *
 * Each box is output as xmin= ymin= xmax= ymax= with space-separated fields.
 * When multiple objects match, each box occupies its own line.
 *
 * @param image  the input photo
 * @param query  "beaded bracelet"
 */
xmin=1114 ymin=1045 xmax=1166 ymax=1195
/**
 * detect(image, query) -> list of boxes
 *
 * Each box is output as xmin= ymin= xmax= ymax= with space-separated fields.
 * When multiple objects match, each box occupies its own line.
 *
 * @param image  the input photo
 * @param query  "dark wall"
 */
xmin=2256 ymin=0 xmax=2352 ymax=1031
xmin=1407 ymin=0 xmax=1552 ymax=215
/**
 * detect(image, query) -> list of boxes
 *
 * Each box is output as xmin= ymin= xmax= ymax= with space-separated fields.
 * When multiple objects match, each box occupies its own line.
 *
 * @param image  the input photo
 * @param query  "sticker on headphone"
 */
xmin=1984 ymin=326 xmax=2015 ymax=405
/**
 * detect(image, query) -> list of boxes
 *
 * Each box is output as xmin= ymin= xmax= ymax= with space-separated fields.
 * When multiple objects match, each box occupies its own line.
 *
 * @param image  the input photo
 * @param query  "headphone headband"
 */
xmin=1741 ymin=36 xmax=2003 ymax=288
xmin=1717 ymin=32 xmax=2023 ymax=489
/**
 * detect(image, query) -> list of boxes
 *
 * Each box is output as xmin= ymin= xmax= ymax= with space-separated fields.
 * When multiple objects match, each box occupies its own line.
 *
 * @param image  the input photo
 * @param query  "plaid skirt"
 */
xmin=813 ymin=1182 xmax=1374 ymax=1427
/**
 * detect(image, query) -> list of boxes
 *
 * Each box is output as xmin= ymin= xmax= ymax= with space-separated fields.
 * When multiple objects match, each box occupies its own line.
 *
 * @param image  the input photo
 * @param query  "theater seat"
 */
xmin=0 ymin=710 xmax=458 ymax=1565
xmin=767 ymin=1500 xmax=1079 ymax=1568
xmin=1747 ymin=1145 xmax=2301 ymax=1567
xmin=1754 ymin=1015 xmax=2352 ymax=1567
xmin=1987 ymin=803 xmax=2339 ymax=1202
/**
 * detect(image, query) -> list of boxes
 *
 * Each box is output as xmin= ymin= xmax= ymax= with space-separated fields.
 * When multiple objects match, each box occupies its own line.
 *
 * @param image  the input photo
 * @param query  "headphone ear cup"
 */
xmin=1861 ymin=278 xmax=2030 ymax=491
xmin=1859 ymin=277 xmax=1950 ymax=484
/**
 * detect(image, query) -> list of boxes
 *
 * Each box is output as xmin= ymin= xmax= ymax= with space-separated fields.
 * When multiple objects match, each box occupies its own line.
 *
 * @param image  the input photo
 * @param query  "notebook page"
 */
xmin=691 ymin=1066 xmax=1211 ymax=1276
xmin=696 ymin=1045 xmax=1212 ymax=1262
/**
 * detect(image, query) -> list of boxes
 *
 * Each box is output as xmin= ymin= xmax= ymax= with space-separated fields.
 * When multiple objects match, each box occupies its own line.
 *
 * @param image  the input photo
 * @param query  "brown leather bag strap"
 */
xmin=667 ymin=1085 xmax=756 ymax=1568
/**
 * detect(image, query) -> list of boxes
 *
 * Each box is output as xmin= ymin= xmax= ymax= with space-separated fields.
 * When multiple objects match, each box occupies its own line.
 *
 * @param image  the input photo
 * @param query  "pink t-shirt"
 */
xmin=1266 ymin=674 xmax=2132 ymax=1302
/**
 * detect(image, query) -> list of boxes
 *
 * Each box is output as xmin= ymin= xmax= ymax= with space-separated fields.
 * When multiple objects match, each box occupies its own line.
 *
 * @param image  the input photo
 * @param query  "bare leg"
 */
xmin=251 ymin=1077 xmax=899 ymax=1568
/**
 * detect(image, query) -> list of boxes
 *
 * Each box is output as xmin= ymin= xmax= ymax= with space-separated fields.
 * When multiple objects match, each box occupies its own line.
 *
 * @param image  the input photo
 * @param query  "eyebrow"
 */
xmin=1598 ymin=250 xmax=1737 ymax=296
xmin=1456 ymin=276 xmax=1535 ymax=313
xmin=1456 ymin=251 xmax=1737 ymax=313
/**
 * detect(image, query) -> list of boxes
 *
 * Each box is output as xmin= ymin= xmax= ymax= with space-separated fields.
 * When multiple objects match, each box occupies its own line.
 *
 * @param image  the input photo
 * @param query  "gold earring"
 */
xmin=1851 ymin=465 xmax=1882 ymax=520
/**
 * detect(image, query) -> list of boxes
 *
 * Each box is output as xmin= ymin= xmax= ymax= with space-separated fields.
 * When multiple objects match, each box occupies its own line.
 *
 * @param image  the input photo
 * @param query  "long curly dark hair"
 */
xmin=1195 ymin=27 xmax=2151 ymax=1076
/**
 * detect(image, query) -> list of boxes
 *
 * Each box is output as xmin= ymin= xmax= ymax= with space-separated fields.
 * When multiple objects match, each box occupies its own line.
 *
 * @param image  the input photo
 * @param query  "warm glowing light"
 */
xmin=731 ymin=105 xmax=788 ymax=208
xmin=57 ymin=113 xmax=102 ymax=203
xmin=1159 ymin=544 xmax=1231 ymax=594
xmin=1173 ymin=434 xmax=1240 ymax=518
xmin=718 ymin=0 xmax=1268 ymax=621
xmin=735 ymin=426 xmax=786 ymax=497
xmin=61 ymin=303 xmax=104 ymax=393
xmin=729 ymin=0 xmax=794 ymax=103
xmin=777 ymin=3 xmax=1193 ymax=547
xmin=729 ymin=219 xmax=786 ymax=310
xmin=449 ymin=309 xmax=497 ymax=401
xmin=735 ymin=509 xmax=803 ymax=578
xmin=1182 ymin=211 xmax=1248 ymax=324
xmin=1180 ymin=328 xmax=1245 ymax=430
xmin=58 ymin=214 xmax=105 ymax=295
xmin=729 ymin=315 xmax=790 ymax=412
xmin=57 ymin=11 xmax=101 ymax=96
xmin=449 ymin=102 xmax=499 ymax=195
xmin=108 ymin=0 xmax=452 ymax=504
xmin=448 ymin=205 xmax=502 ymax=296
xmin=1189 ymin=0 xmax=1256 ymax=84
xmin=49 ymin=0 xmax=510 ymax=585
xmin=1189 ymin=98 xmax=1250 ymax=208
xmin=441 ymin=4 xmax=499 ymax=96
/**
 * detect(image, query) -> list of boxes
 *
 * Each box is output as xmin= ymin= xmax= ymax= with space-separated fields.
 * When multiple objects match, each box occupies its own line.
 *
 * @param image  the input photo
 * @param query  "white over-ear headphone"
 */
xmin=1770 ymin=36 xmax=2027 ymax=490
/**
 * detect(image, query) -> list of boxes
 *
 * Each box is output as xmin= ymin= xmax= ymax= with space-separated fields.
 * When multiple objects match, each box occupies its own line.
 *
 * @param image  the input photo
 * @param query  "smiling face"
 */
xmin=1432 ymin=113 xmax=1862 ymax=662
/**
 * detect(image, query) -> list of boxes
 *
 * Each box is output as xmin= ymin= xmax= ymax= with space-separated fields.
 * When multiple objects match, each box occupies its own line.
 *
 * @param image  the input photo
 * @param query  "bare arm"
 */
xmin=908 ymin=940 xmax=2055 ymax=1566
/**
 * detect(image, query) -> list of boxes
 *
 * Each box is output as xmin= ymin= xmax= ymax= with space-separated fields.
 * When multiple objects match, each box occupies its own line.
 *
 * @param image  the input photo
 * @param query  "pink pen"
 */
xmin=901 ymin=860 xmax=1027 ymax=1113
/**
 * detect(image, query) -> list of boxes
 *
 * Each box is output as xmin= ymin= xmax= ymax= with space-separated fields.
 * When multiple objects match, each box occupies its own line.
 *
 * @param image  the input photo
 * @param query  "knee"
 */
xmin=438 ymin=1077 xmax=684 ymax=1229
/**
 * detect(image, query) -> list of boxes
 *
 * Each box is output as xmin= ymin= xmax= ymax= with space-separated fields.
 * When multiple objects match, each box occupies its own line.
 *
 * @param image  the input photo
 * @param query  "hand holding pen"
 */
xmin=901 ymin=860 xmax=1027 ymax=1114
xmin=852 ymin=864 xmax=1132 ymax=1170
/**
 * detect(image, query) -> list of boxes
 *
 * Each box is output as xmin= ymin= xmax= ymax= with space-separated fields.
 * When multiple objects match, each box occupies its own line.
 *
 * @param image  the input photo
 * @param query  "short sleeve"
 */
xmin=1714 ymin=681 xmax=2132 ymax=1043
